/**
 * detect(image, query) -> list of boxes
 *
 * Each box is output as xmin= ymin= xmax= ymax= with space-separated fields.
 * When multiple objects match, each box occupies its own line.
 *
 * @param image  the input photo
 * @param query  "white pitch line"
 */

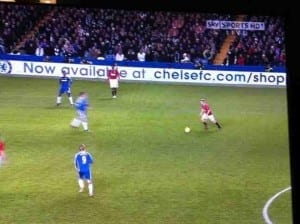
xmin=262 ymin=186 xmax=291 ymax=224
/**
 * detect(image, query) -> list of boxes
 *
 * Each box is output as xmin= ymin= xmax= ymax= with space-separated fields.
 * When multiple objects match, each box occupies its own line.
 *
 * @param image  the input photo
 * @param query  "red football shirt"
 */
xmin=201 ymin=103 xmax=213 ymax=115
xmin=0 ymin=140 xmax=5 ymax=152
xmin=107 ymin=69 xmax=120 ymax=80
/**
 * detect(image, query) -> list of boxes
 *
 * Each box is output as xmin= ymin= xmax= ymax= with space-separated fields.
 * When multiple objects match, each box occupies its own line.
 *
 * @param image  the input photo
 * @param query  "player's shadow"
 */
xmin=44 ymin=105 xmax=74 ymax=110
xmin=97 ymin=97 xmax=115 ymax=101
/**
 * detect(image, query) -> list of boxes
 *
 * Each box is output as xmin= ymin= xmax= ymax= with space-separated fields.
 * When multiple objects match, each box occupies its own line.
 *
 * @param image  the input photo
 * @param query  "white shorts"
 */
xmin=109 ymin=79 xmax=119 ymax=88
xmin=77 ymin=110 xmax=88 ymax=122
xmin=201 ymin=113 xmax=216 ymax=123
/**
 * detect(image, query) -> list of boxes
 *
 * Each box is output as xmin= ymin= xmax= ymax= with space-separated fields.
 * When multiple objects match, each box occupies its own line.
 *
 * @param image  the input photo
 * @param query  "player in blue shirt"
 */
xmin=74 ymin=144 xmax=94 ymax=196
xmin=56 ymin=70 xmax=74 ymax=106
xmin=70 ymin=91 xmax=90 ymax=131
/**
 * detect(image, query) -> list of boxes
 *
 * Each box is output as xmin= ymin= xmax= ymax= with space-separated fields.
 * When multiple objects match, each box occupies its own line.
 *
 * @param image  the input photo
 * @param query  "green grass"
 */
xmin=0 ymin=76 xmax=292 ymax=224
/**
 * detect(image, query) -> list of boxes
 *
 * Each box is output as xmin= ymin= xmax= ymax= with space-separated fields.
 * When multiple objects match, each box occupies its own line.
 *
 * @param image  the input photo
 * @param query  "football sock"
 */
xmin=69 ymin=97 xmax=73 ymax=105
xmin=88 ymin=183 xmax=93 ymax=195
xmin=57 ymin=96 xmax=61 ymax=104
xmin=82 ymin=122 xmax=88 ymax=131
xmin=203 ymin=122 xmax=208 ymax=129
xmin=78 ymin=179 xmax=84 ymax=189
xmin=216 ymin=122 xmax=221 ymax=129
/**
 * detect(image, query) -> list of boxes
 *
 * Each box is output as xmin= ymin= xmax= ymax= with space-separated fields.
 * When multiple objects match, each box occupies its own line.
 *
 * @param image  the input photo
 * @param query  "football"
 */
xmin=184 ymin=127 xmax=191 ymax=133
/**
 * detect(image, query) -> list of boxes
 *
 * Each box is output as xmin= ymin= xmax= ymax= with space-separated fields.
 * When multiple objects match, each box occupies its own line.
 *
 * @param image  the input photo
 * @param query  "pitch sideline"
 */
xmin=262 ymin=186 xmax=291 ymax=224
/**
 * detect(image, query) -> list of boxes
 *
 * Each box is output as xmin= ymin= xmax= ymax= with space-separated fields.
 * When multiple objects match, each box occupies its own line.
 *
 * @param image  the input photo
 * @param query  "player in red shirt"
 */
xmin=107 ymin=63 xmax=120 ymax=98
xmin=199 ymin=98 xmax=221 ymax=130
xmin=0 ymin=135 xmax=6 ymax=166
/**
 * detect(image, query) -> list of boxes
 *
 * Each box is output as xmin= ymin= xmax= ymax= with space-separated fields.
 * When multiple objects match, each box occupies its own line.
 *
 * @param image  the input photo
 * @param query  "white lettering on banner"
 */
xmin=6 ymin=60 xmax=286 ymax=87
xmin=206 ymin=20 xmax=220 ymax=29
xmin=206 ymin=20 xmax=265 ymax=30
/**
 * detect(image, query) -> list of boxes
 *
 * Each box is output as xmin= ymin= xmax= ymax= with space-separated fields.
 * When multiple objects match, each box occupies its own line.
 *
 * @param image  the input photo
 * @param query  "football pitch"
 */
xmin=0 ymin=75 xmax=292 ymax=224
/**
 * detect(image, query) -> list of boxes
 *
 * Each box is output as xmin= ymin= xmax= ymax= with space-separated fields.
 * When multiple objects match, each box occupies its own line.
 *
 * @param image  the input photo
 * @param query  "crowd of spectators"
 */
xmin=223 ymin=15 xmax=286 ymax=67
xmin=0 ymin=3 xmax=286 ymax=68
xmin=0 ymin=3 xmax=51 ymax=54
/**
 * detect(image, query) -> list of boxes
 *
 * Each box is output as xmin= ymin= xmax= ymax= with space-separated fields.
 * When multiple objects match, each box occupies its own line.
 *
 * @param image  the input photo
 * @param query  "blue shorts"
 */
xmin=78 ymin=170 xmax=92 ymax=180
xmin=59 ymin=87 xmax=71 ymax=95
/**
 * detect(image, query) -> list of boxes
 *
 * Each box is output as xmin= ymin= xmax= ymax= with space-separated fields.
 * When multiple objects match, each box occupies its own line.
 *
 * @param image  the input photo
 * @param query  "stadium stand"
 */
xmin=0 ymin=4 xmax=286 ymax=71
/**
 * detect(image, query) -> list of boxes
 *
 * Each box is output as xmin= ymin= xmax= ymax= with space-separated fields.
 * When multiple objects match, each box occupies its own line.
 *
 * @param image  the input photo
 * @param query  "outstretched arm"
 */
xmin=200 ymin=108 xmax=204 ymax=116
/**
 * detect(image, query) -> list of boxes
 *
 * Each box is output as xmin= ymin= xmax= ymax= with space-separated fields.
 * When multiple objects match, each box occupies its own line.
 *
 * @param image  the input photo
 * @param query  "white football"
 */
xmin=184 ymin=127 xmax=191 ymax=133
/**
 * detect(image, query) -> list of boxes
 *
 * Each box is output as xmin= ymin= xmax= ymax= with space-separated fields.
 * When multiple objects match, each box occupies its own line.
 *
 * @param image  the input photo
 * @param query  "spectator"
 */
xmin=125 ymin=48 xmax=136 ymax=61
xmin=236 ymin=53 xmax=245 ymax=65
xmin=265 ymin=63 xmax=273 ymax=72
xmin=194 ymin=58 xmax=204 ymax=70
xmin=115 ymin=49 xmax=125 ymax=62
xmin=54 ymin=44 xmax=61 ymax=56
xmin=35 ymin=44 xmax=44 ymax=56
xmin=137 ymin=48 xmax=146 ymax=62
xmin=80 ymin=57 xmax=92 ymax=64
xmin=0 ymin=38 xmax=6 ymax=54
xmin=180 ymin=53 xmax=190 ymax=63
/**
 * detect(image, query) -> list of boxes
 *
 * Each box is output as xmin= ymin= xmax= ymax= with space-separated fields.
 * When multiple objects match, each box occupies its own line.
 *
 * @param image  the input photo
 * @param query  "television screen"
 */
xmin=0 ymin=1 xmax=296 ymax=223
